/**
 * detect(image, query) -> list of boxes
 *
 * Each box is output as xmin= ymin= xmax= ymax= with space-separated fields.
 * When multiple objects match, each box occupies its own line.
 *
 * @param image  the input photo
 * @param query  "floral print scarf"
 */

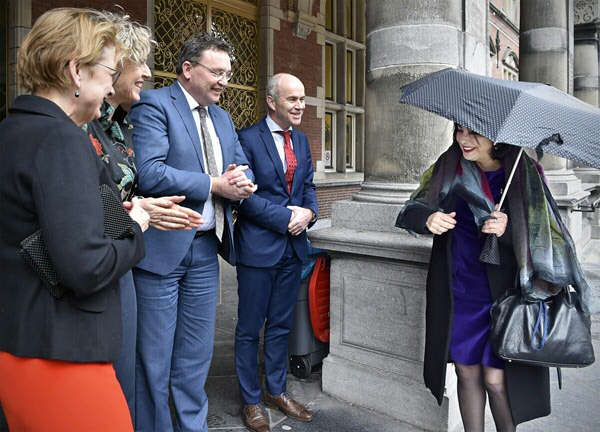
xmin=83 ymin=101 xmax=137 ymax=201
xmin=397 ymin=142 xmax=599 ymax=314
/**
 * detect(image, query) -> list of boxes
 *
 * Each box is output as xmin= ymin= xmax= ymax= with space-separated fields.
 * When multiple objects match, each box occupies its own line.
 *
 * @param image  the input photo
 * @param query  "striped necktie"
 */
xmin=199 ymin=107 xmax=224 ymax=241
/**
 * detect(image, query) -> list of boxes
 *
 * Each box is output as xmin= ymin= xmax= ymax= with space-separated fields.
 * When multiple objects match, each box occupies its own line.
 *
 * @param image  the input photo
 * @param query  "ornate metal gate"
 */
xmin=153 ymin=0 xmax=259 ymax=129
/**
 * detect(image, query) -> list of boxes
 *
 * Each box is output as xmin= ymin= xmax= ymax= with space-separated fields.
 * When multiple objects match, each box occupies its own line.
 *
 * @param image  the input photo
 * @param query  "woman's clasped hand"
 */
xmin=426 ymin=211 xmax=456 ymax=235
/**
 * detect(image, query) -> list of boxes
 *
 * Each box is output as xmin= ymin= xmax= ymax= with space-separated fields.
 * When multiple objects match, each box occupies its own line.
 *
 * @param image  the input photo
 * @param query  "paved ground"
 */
xmin=205 ymin=251 xmax=421 ymax=432
xmin=205 ymin=239 xmax=600 ymax=432
xmin=1 ymin=240 xmax=599 ymax=431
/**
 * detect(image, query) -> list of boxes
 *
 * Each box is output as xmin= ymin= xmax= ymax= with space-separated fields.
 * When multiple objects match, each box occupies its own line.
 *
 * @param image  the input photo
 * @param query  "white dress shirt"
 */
xmin=178 ymin=81 xmax=223 ymax=231
xmin=266 ymin=115 xmax=294 ymax=173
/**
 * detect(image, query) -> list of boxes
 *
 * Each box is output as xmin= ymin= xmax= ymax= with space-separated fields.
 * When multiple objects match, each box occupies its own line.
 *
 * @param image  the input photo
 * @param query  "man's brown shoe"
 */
xmin=263 ymin=392 xmax=313 ymax=422
xmin=242 ymin=404 xmax=271 ymax=432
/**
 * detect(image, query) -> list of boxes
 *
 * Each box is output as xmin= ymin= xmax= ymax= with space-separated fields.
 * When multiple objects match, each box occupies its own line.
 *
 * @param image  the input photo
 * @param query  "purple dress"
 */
xmin=449 ymin=168 xmax=505 ymax=369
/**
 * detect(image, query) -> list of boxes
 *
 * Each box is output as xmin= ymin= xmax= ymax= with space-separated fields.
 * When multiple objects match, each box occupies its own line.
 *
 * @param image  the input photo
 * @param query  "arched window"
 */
xmin=502 ymin=51 xmax=519 ymax=81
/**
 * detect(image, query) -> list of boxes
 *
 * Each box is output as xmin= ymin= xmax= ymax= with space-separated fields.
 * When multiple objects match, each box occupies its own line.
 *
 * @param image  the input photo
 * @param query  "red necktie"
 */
xmin=277 ymin=130 xmax=297 ymax=193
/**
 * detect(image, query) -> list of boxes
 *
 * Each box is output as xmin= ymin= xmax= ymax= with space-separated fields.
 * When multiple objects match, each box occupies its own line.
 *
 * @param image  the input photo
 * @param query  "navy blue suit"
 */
xmin=130 ymin=82 xmax=252 ymax=432
xmin=234 ymin=118 xmax=317 ymax=404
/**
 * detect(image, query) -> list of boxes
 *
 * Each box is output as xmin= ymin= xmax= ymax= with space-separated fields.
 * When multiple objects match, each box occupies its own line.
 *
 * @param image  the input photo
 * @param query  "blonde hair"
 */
xmin=17 ymin=8 xmax=119 ymax=93
xmin=103 ymin=10 xmax=155 ymax=67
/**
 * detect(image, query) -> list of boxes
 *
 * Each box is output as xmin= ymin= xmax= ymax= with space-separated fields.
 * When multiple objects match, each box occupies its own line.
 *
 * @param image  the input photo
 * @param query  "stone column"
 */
xmin=574 ymin=25 xmax=598 ymax=106
xmin=573 ymin=0 xmax=600 ymax=241
xmin=356 ymin=0 xmax=488 ymax=205
xmin=520 ymin=0 xmax=589 ymax=246
xmin=311 ymin=1 xmax=487 ymax=430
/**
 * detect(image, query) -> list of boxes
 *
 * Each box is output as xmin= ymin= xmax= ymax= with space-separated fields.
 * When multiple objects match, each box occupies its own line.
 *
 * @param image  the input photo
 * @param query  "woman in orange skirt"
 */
xmin=0 ymin=8 xmax=148 ymax=431
xmin=0 ymin=353 xmax=132 ymax=431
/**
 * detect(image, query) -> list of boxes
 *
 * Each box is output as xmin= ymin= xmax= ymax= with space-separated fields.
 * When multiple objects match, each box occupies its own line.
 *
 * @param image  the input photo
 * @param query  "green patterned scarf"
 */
xmin=397 ymin=143 xmax=599 ymax=314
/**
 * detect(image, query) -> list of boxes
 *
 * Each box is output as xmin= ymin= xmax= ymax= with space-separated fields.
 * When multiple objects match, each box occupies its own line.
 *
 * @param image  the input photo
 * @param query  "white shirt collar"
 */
xmin=266 ymin=114 xmax=293 ymax=134
xmin=178 ymin=81 xmax=203 ymax=112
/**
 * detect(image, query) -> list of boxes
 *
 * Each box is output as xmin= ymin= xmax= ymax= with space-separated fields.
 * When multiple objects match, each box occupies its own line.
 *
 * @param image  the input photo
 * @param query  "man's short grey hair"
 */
xmin=266 ymin=74 xmax=283 ymax=101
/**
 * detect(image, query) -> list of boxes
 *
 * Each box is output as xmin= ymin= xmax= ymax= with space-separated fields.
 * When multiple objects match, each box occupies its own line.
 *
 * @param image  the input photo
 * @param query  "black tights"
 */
xmin=454 ymin=363 xmax=516 ymax=432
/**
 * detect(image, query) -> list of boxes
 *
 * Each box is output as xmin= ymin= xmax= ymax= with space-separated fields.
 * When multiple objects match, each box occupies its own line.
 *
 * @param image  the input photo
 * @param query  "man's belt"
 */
xmin=195 ymin=228 xmax=215 ymax=238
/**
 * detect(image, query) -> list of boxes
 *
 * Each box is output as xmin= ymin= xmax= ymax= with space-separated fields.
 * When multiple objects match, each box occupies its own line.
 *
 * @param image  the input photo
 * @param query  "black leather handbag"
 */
xmin=490 ymin=287 xmax=595 ymax=368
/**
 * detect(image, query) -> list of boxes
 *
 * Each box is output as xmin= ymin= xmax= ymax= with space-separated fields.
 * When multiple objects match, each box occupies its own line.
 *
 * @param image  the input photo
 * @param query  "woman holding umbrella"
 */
xmin=397 ymin=67 xmax=599 ymax=431
xmin=396 ymin=124 xmax=552 ymax=431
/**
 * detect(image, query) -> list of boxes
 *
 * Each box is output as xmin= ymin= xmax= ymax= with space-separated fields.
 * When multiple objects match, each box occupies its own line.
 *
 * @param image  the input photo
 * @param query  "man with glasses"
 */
xmin=129 ymin=32 xmax=257 ymax=432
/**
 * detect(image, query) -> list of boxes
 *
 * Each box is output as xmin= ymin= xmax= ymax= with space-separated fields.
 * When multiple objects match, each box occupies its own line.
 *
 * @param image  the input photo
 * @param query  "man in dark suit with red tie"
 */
xmin=234 ymin=73 xmax=318 ymax=432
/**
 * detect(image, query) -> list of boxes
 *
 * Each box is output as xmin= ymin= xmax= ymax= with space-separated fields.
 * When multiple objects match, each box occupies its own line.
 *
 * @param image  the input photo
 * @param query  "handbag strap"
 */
xmin=531 ymin=300 xmax=548 ymax=351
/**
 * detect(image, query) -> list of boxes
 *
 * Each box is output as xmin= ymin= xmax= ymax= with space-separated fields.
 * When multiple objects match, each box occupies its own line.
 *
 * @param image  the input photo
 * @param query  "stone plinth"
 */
xmin=544 ymin=170 xmax=590 ymax=247
xmin=314 ymin=1 xmax=488 ymax=430
xmin=310 ymin=200 xmax=462 ymax=431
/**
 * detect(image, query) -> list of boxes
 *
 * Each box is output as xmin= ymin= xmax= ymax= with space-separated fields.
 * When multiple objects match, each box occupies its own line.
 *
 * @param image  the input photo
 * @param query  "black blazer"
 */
xmin=0 ymin=95 xmax=145 ymax=362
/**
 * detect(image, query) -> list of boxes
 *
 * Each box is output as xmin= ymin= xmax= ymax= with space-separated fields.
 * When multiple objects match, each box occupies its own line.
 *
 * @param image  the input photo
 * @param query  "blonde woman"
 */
xmin=0 ymin=8 xmax=148 ymax=431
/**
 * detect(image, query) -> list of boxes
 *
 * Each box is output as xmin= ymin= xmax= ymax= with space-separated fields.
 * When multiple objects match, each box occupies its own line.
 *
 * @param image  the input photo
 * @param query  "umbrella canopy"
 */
xmin=399 ymin=67 xmax=600 ymax=169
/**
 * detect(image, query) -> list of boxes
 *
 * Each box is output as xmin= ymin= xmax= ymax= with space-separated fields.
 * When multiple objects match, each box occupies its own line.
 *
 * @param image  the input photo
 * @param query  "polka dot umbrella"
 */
xmin=400 ymin=67 xmax=600 ymax=265
xmin=399 ymin=67 xmax=600 ymax=170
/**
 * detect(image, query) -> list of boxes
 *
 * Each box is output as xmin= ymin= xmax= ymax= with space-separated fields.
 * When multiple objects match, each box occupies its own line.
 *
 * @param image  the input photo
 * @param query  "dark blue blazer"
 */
xmin=130 ymin=82 xmax=252 ymax=273
xmin=234 ymin=118 xmax=318 ymax=267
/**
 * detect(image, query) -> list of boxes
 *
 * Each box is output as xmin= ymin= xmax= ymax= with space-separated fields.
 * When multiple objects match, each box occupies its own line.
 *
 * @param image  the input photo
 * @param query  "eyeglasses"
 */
xmin=94 ymin=62 xmax=121 ymax=84
xmin=189 ymin=61 xmax=233 ymax=81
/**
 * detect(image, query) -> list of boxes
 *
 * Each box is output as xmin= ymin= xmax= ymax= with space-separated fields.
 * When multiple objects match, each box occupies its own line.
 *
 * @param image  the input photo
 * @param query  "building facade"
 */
xmin=1 ymin=1 xmax=599 ymax=220
xmin=490 ymin=0 xmax=520 ymax=80
xmin=2 ymin=1 xmax=600 ymax=430
xmin=1 ymin=0 xmax=367 ymax=219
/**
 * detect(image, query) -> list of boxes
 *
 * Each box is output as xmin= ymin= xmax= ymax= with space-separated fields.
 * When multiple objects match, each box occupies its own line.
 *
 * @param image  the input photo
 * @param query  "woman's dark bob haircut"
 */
xmin=453 ymin=123 xmax=511 ymax=161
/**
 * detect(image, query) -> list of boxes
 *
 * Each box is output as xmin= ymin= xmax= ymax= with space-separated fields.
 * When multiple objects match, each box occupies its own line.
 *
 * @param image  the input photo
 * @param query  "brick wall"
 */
xmin=273 ymin=19 xmax=323 ymax=166
xmin=273 ymin=9 xmax=352 ymax=218
xmin=312 ymin=0 xmax=320 ymax=16
xmin=280 ymin=0 xmax=321 ymax=16
xmin=32 ymin=0 xmax=147 ymax=23
xmin=316 ymin=184 xmax=360 ymax=219
xmin=273 ymin=21 xmax=321 ymax=99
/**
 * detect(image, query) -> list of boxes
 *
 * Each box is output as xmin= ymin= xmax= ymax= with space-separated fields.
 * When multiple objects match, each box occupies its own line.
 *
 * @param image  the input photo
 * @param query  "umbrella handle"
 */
xmin=497 ymin=147 xmax=524 ymax=210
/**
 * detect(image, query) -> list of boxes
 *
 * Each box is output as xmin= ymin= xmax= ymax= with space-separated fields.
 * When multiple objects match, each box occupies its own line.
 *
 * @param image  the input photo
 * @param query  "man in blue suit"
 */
xmin=129 ymin=33 xmax=256 ymax=432
xmin=234 ymin=74 xmax=318 ymax=432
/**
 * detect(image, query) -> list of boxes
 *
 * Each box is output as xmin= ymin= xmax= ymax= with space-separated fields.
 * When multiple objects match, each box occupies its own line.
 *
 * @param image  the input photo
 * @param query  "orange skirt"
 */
xmin=0 ymin=351 xmax=133 ymax=432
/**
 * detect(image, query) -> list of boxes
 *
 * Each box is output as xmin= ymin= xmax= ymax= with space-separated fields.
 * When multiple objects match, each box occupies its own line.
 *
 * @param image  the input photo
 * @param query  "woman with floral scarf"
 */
xmin=82 ymin=12 xmax=203 ymax=425
xmin=396 ymin=123 xmax=598 ymax=431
